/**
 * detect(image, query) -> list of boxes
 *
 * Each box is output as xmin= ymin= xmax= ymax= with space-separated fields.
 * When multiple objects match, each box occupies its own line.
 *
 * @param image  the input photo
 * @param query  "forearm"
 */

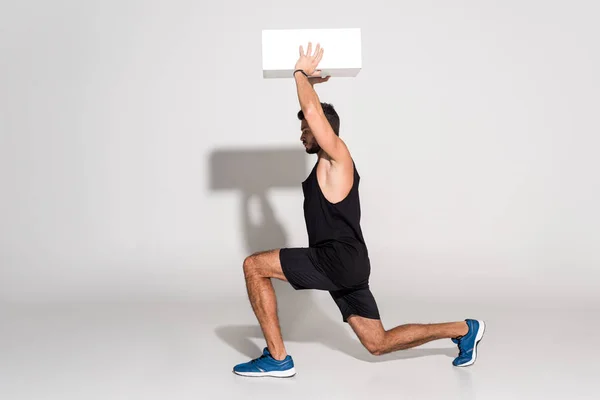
xmin=294 ymin=72 xmax=320 ymax=115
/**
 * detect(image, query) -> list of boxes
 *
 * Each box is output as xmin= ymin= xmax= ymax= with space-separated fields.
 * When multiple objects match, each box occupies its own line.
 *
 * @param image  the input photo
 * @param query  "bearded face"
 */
xmin=300 ymin=119 xmax=321 ymax=154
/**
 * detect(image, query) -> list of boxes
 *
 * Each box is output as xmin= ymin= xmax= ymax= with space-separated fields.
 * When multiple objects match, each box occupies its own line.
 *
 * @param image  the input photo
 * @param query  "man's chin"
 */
xmin=305 ymin=146 xmax=320 ymax=154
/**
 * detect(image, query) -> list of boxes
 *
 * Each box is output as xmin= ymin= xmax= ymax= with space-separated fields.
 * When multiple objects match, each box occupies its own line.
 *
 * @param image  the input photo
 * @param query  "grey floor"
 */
xmin=1 ymin=286 xmax=598 ymax=400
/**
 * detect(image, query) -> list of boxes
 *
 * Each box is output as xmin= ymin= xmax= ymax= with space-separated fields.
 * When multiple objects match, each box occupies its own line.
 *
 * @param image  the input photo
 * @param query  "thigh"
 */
xmin=346 ymin=313 xmax=387 ymax=354
xmin=278 ymin=247 xmax=341 ymax=291
xmin=245 ymin=249 xmax=287 ymax=281
xmin=347 ymin=314 xmax=386 ymax=343
xmin=330 ymin=286 xmax=381 ymax=323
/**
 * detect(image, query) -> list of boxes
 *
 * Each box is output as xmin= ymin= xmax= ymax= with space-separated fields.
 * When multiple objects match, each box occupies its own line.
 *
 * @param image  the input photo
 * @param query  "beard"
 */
xmin=305 ymin=142 xmax=321 ymax=154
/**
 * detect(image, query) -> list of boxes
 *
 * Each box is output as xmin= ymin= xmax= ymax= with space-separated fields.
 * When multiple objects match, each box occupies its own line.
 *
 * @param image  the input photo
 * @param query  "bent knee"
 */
xmin=243 ymin=253 xmax=266 ymax=279
xmin=242 ymin=250 xmax=283 ymax=280
xmin=243 ymin=255 xmax=256 ymax=277
xmin=366 ymin=342 xmax=384 ymax=356
xmin=363 ymin=338 xmax=385 ymax=356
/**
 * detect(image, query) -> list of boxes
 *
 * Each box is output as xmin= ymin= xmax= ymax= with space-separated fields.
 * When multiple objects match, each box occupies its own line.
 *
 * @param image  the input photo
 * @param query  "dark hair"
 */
xmin=297 ymin=102 xmax=340 ymax=136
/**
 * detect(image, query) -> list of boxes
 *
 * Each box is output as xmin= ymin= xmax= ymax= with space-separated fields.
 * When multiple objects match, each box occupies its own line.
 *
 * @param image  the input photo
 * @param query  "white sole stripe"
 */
xmin=233 ymin=367 xmax=296 ymax=378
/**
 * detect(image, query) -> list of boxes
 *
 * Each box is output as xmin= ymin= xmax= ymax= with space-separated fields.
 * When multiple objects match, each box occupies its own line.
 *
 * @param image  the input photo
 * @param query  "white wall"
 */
xmin=1 ymin=0 xmax=598 ymax=307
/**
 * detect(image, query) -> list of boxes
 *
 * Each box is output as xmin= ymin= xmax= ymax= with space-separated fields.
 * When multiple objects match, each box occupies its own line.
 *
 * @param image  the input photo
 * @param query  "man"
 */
xmin=233 ymin=43 xmax=485 ymax=377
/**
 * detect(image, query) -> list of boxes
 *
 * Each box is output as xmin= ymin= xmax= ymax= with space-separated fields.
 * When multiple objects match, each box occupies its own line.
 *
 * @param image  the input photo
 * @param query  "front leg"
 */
xmin=242 ymin=249 xmax=289 ymax=360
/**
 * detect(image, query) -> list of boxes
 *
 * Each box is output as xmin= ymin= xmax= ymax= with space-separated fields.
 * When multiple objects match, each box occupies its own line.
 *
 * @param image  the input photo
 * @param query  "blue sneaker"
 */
xmin=453 ymin=319 xmax=485 ymax=367
xmin=233 ymin=347 xmax=296 ymax=377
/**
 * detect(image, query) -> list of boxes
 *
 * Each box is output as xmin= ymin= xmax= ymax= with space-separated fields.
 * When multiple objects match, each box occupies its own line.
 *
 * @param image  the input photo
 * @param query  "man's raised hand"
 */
xmin=295 ymin=42 xmax=325 ymax=77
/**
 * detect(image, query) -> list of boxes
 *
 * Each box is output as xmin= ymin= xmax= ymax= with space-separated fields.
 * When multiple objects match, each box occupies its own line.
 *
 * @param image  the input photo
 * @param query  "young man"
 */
xmin=233 ymin=43 xmax=485 ymax=377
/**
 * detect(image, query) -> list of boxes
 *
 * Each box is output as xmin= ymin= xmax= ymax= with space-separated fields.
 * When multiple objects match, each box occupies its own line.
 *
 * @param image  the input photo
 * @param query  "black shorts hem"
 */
xmin=342 ymin=313 xmax=381 ymax=324
xmin=330 ymin=285 xmax=381 ymax=324
xmin=280 ymin=257 xmax=303 ymax=291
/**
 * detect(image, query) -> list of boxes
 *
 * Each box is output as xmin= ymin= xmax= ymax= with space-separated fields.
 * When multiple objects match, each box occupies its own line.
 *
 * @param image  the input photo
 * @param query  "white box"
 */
xmin=261 ymin=28 xmax=362 ymax=78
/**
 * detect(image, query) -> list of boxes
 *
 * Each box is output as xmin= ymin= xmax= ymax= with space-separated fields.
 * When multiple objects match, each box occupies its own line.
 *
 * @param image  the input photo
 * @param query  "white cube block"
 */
xmin=261 ymin=28 xmax=362 ymax=78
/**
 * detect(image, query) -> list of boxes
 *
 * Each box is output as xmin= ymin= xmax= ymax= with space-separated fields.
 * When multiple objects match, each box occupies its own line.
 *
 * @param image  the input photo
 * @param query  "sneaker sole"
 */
xmin=233 ymin=368 xmax=296 ymax=378
xmin=455 ymin=320 xmax=486 ymax=367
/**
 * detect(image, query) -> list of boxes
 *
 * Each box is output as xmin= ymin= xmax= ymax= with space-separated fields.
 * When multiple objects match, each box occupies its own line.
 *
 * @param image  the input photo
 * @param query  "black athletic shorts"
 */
xmin=279 ymin=247 xmax=380 ymax=323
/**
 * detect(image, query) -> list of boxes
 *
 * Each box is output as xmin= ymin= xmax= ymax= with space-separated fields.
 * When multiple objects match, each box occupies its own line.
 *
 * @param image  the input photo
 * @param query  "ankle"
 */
xmin=457 ymin=321 xmax=469 ymax=337
xmin=268 ymin=347 xmax=287 ymax=361
xmin=271 ymin=352 xmax=287 ymax=361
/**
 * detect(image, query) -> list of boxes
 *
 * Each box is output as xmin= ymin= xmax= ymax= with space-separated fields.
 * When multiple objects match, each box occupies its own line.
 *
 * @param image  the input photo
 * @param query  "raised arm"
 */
xmin=294 ymin=43 xmax=351 ymax=164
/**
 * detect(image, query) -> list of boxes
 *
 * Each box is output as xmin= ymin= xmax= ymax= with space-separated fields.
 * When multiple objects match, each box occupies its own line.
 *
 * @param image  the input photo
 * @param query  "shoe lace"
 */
xmin=250 ymin=354 xmax=267 ymax=364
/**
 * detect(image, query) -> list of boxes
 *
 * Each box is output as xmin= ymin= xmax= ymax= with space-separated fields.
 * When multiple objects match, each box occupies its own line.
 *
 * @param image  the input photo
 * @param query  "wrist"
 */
xmin=294 ymin=69 xmax=308 ymax=78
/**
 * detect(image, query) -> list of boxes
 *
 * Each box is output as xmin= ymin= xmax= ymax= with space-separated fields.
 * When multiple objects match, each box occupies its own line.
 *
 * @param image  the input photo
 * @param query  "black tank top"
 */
xmin=302 ymin=159 xmax=370 ymax=288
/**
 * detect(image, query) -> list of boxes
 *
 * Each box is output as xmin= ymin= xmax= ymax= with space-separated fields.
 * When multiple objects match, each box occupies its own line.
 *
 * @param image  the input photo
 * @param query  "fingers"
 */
xmin=315 ymin=47 xmax=324 ymax=64
xmin=308 ymin=42 xmax=323 ymax=59
xmin=302 ymin=42 xmax=323 ymax=58
xmin=298 ymin=42 xmax=325 ymax=71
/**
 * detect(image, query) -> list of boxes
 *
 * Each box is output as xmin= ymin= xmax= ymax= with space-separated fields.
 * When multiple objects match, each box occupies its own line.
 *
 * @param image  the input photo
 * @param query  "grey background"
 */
xmin=1 ymin=0 xmax=599 ymax=309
